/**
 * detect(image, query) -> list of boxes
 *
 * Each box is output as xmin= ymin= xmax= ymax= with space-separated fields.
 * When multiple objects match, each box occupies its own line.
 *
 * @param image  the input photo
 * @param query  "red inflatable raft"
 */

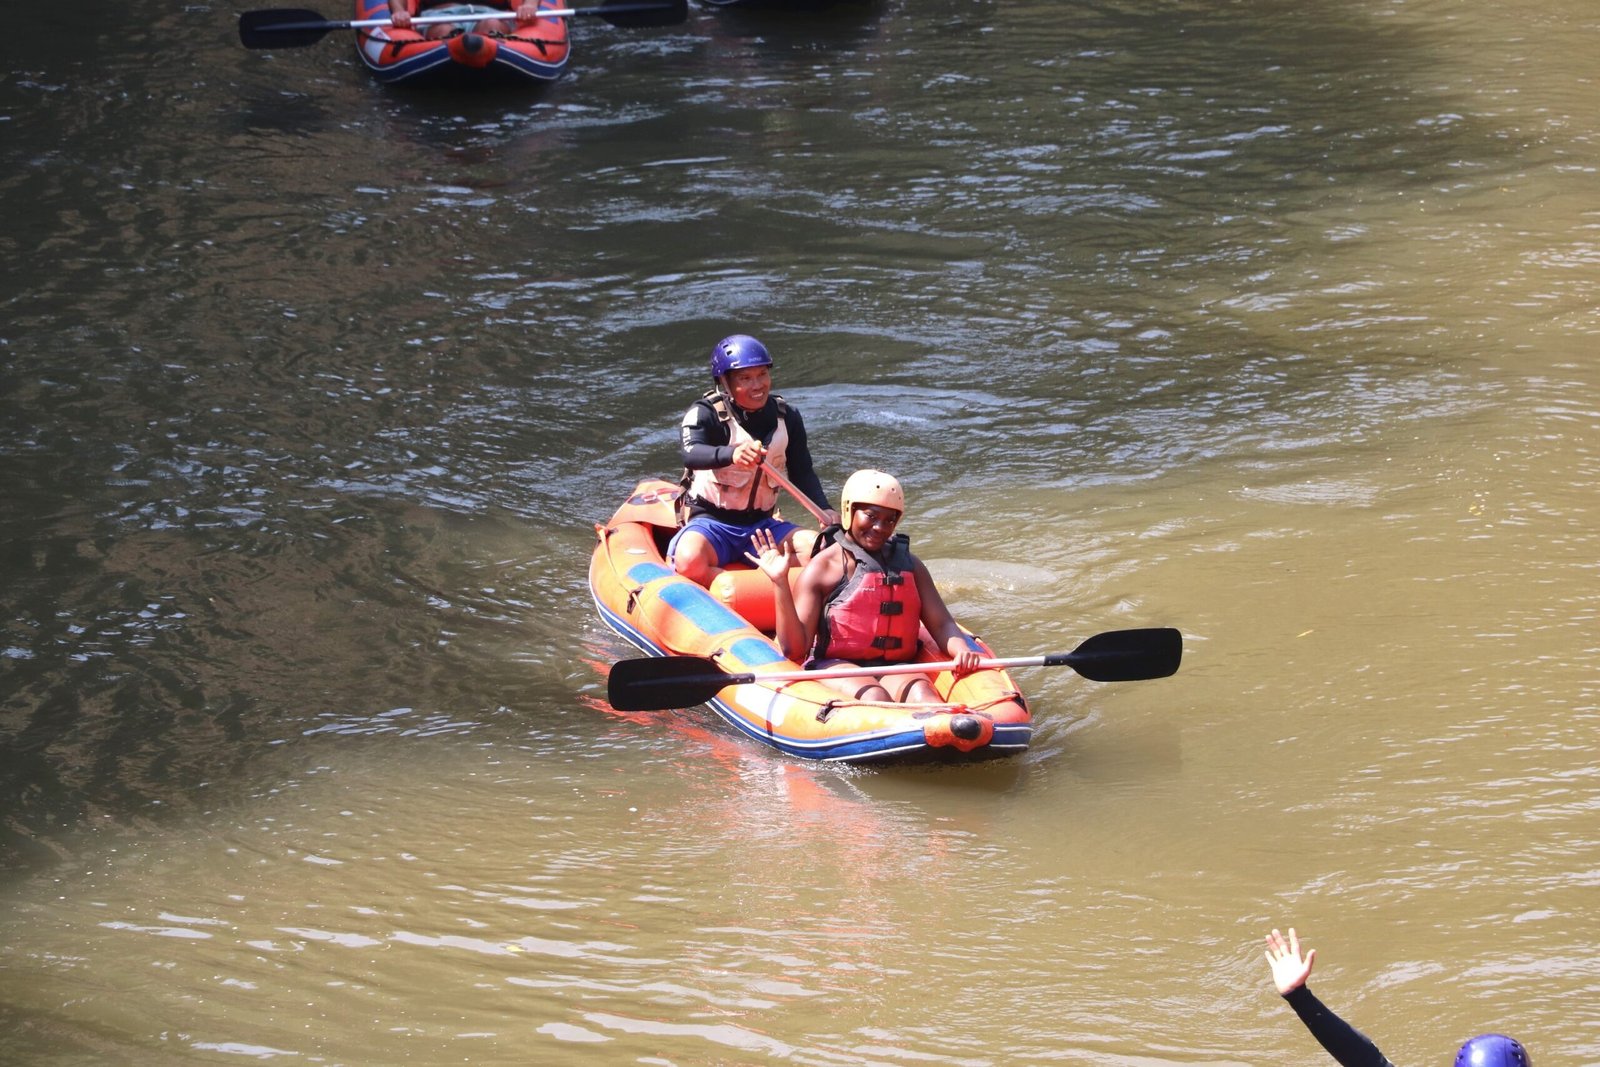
xmin=238 ymin=0 xmax=685 ymax=85
xmin=351 ymin=0 xmax=572 ymax=84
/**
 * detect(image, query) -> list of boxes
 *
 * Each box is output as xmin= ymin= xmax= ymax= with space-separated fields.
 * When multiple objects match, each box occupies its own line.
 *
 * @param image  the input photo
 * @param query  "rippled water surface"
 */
xmin=3 ymin=0 xmax=1598 ymax=1063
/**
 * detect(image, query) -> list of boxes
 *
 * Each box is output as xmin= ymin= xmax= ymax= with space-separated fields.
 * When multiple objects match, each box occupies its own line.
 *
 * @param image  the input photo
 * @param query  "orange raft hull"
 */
xmin=354 ymin=0 xmax=570 ymax=85
xmin=589 ymin=480 xmax=1033 ymax=763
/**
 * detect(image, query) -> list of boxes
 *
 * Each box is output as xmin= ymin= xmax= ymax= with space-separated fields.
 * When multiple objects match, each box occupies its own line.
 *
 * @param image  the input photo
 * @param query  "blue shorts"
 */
xmin=667 ymin=516 xmax=802 ymax=569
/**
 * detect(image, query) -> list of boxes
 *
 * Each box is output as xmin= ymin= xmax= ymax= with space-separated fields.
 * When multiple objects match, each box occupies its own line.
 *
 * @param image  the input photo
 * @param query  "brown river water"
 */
xmin=2 ymin=0 xmax=1597 ymax=1063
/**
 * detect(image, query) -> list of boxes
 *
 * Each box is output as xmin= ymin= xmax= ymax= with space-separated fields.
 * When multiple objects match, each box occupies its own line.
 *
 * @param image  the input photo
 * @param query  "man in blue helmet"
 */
xmin=1264 ymin=927 xmax=1532 ymax=1067
xmin=668 ymin=334 xmax=839 ymax=587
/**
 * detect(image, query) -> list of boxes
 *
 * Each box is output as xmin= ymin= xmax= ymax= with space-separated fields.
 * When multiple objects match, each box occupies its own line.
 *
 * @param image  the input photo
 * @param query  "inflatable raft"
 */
xmin=352 ymin=0 xmax=570 ymax=85
xmin=589 ymin=479 xmax=1034 ymax=763
xmin=237 ymin=0 xmax=684 ymax=83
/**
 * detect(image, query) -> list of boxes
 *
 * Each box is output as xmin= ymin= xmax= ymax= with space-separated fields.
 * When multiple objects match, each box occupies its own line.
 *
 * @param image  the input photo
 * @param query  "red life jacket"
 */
xmin=815 ymin=534 xmax=922 ymax=664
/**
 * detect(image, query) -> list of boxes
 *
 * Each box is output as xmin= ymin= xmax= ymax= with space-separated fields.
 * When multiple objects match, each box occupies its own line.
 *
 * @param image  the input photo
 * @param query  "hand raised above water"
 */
xmin=745 ymin=527 xmax=797 ymax=584
xmin=1263 ymin=927 xmax=1316 ymax=996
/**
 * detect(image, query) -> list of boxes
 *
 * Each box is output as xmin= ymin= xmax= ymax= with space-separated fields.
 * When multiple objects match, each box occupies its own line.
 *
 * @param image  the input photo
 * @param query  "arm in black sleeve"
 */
xmin=680 ymin=401 xmax=733 ymax=471
xmin=1282 ymin=986 xmax=1396 ymax=1067
xmin=780 ymin=406 xmax=831 ymax=513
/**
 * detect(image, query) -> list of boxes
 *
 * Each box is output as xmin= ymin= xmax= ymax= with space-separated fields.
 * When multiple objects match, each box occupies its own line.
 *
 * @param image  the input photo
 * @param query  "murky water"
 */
xmin=3 ymin=0 xmax=1598 ymax=1063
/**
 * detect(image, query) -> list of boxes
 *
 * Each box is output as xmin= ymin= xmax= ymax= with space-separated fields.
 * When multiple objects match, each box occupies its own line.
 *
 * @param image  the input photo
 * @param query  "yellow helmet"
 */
xmin=840 ymin=469 xmax=905 ymax=520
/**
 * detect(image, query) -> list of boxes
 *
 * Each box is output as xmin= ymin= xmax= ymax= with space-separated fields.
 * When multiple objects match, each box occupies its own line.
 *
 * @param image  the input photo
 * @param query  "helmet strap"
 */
xmin=719 ymin=381 xmax=746 ymax=424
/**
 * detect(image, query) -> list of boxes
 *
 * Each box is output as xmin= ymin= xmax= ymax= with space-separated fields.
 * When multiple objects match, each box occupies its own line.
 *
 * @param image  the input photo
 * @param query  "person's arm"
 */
xmin=749 ymin=531 xmax=833 ymax=663
xmin=680 ymin=402 xmax=735 ymax=470
xmin=910 ymin=559 xmax=982 ymax=676
xmin=1281 ymin=986 xmax=1395 ymax=1067
xmin=1265 ymin=928 xmax=1396 ymax=1067
xmin=778 ymin=407 xmax=838 ymax=524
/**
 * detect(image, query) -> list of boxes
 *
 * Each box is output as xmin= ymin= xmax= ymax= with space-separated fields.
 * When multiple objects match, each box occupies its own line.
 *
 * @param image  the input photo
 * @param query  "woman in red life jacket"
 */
xmin=749 ymin=469 xmax=982 ymax=703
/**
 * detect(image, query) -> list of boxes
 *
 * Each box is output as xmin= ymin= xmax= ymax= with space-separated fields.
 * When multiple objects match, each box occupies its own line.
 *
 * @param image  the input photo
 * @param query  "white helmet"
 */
xmin=840 ymin=469 xmax=905 ymax=520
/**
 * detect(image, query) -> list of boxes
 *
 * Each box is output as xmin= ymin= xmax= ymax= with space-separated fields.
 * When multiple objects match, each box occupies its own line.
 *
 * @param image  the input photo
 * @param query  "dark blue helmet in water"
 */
xmin=709 ymin=334 xmax=772 ymax=381
xmin=1455 ymin=1034 xmax=1530 ymax=1067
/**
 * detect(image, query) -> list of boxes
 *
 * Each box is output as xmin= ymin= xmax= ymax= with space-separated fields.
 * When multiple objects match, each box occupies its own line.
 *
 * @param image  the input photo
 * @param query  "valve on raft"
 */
xmin=924 ymin=712 xmax=992 ymax=752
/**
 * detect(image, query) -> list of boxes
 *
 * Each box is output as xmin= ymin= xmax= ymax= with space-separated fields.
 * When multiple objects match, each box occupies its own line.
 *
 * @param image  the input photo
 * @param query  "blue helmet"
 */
xmin=709 ymin=334 xmax=773 ymax=381
xmin=1455 ymin=1034 xmax=1530 ymax=1067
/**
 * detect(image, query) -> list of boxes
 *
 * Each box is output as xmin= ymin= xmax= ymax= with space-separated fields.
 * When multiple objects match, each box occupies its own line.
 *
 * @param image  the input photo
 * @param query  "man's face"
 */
xmin=724 ymin=366 xmax=772 ymax=412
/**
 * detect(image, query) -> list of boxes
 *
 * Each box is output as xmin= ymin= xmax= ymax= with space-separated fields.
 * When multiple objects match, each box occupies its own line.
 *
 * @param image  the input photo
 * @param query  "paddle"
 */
xmin=607 ymin=627 xmax=1183 ymax=711
xmin=239 ymin=0 xmax=687 ymax=48
xmin=759 ymin=460 xmax=831 ymax=526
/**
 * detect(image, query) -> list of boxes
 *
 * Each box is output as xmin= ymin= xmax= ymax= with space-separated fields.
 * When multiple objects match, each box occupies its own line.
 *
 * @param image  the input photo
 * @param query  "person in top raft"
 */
xmin=1263 ymin=927 xmax=1531 ymax=1067
xmin=748 ymin=469 xmax=982 ymax=703
xmin=387 ymin=0 xmax=541 ymax=38
xmin=668 ymin=334 xmax=838 ymax=587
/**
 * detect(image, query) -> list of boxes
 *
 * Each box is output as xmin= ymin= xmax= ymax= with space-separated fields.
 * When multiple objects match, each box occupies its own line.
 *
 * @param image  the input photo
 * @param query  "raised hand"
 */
xmin=745 ymin=527 xmax=796 ymax=583
xmin=1264 ymin=927 xmax=1316 ymax=996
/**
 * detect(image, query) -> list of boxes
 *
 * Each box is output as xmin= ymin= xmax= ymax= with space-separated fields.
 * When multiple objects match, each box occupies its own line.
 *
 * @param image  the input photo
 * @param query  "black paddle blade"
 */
xmin=239 ymin=8 xmax=336 ymax=49
xmin=1048 ymin=627 xmax=1182 ymax=682
xmin=608 ymin=655 xmax=734 ymax=712
xmin=597 ymin=0 xmax=688 ymax=28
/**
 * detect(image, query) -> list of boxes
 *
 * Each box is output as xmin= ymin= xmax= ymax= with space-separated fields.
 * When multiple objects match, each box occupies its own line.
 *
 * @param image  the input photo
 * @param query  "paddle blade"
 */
xmin=239 ymin=8 xmax=336 ymax=48
xmin=595 ymin=0 xmax=688 ymax=28
xmin=608 ymin=655 xmax=734 ymax=711
xmin=1047 ymin=627 xmax=1183 ymax=682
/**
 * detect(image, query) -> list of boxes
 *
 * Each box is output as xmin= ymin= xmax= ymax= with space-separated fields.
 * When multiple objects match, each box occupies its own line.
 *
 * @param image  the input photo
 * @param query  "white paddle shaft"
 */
xmin=348 ymin=7 xmax=576 ymax=28
xmin=735 ymin=655 xmax=1041 ymax=686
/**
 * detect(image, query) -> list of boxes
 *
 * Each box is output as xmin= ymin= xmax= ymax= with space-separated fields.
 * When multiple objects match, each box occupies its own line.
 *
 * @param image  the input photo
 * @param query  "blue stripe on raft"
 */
xmin=624 ymin=562 xmax=675 ymax=584
xmin=611 ymin=565 xmax=782 ymax=661
xmin=494 ymin=49 xmax=566 ymax=79
xmin=370 ymin=55 xmax=455 ymax=82
xmin=728 ymin=636 xmax=785 ymax=666
xmin=653 ymin=579 xmax=749 ymax=637
xmin=703 ymin=696 xmax=928 ymax=761
xmin=593 ymin=596 xmax=665 ymax=660
xmin=989 ymin=723 xmax=1034 ymax=749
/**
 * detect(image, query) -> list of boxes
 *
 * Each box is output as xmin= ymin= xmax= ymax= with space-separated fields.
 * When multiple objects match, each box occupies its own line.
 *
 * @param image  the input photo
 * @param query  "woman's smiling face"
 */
xmin=849 ymin=503 xmax=902 ymax=551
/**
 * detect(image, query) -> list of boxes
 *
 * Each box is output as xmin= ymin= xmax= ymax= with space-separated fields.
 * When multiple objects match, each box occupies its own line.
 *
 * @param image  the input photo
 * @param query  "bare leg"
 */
xmin=670 ymin=531 xmax=722 ymax=587
xmin=811 ymin=662 xmax=936 ymax=704
xmin=888 ymin=674 xmax=940 ymax=703
xmin=788 ymin=528 xmax=818 ymax=558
